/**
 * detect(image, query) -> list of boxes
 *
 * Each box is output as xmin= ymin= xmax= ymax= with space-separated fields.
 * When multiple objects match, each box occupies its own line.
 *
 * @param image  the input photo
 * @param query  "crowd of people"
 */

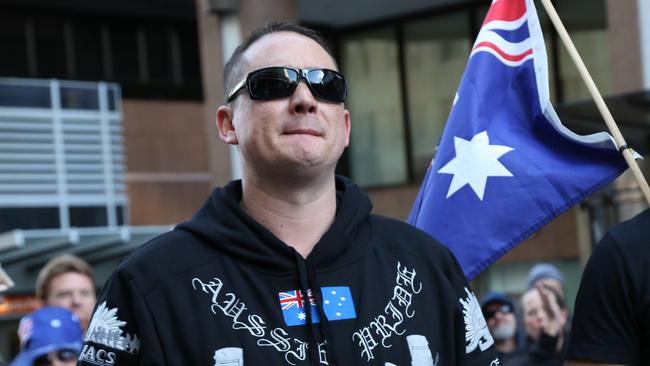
xmin=1 ymin=21 xmax=648 ymax=365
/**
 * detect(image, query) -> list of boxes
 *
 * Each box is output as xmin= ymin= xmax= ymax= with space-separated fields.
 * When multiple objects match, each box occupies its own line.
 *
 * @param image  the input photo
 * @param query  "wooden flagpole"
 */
xmin=540 ymin=0 xmax=650 ymax=205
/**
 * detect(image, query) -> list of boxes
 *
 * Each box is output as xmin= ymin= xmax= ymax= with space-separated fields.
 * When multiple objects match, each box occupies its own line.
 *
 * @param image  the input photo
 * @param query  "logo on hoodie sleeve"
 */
xmin=459 ymin=288 xmax=494 ymax=353
xmin=84 ymin=301 xmax=141 ymax=354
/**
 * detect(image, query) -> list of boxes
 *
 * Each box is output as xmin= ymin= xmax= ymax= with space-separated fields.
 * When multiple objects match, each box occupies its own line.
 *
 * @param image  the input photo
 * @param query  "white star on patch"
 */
xmin=297 ymin=312 xmax=306 ymax=321
xmin=438 ymin=131 xmax=514 ymax=200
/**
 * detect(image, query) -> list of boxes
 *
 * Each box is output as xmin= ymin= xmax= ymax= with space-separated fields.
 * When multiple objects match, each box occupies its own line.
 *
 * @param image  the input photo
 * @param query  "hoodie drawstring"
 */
xmin=295 ymin=251 xmax=323 ymax=365
xmin=306 ymin=258 xmax=341 ymax=366
xmin=294 ymin=251 xmax=343 ymax=366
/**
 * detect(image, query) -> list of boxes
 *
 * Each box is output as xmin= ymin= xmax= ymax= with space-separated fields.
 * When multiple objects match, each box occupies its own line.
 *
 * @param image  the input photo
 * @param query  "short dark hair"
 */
xmin=222 ymin=21 xmax=337 ymax=102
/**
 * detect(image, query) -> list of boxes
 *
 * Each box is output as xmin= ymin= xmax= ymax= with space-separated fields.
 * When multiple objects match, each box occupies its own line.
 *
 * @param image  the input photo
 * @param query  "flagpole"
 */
xmin=539 ymin=0 xmax=650 ymax=205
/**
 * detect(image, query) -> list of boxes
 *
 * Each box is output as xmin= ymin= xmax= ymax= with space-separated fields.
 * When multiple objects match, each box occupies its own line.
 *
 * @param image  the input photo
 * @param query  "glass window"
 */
xmin=34 ymin=16 xmax=67 ymax=78
xmin=403 ymin=12 xmax=471 ymax=180
xmin=0 ymin=83 xmax=50 ymax=108
xmin=554 ymin=0 xmax=611 ymax=101
xmin=74 ymin=20 xmax=106 ymax=81
xmin=110 ymin=22 xmax=140 ymax=82
xmin=341 ymin=27 xmax=408 ymax=187
xmin=0 ymin=208 xmax=59 ymax=231
xmin=0 ymin=12 xmax=28 ymax=77
xmin=69 ymin=206 xmax=108 ymax=227
xmin=178 ymin=23 xmax=202 ymax=85
xmin=60 ymin=86 xmax=99 ymax=110
xmin=146 ymin=24 xmax=174 ymax=84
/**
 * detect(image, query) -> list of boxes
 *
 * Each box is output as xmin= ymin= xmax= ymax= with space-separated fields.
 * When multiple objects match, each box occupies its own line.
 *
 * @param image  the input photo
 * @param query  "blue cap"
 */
xmin=480 ymin=292 xmax=515 ymax=311
xmin=10 ymin=307 xmax=83 ymax=366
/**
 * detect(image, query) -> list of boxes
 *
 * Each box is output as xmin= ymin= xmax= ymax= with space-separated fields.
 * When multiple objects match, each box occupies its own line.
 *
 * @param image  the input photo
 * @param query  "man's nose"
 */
xmin=289 ymin=81 xmax=317 ymax=114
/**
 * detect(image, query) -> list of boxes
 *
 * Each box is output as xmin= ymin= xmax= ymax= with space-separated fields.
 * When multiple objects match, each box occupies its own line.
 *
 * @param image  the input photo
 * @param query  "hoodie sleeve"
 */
xmin=79 ymin=268 xmax=165 ymax=366
xmin=445 ymin=249 xmax=500 ymax=366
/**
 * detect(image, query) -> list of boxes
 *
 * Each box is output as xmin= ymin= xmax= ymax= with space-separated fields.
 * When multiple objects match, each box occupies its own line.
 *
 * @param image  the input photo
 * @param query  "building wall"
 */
xmin=122 ymin=99 xmax=212 ymax=225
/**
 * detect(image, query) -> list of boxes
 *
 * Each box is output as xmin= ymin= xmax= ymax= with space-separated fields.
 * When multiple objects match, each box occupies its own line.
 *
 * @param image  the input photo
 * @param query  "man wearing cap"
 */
xmin=10 ymin=307 xmax=83 ymax=366
xmin=526 ymin=263 xmax=565 ymax=300
xmin=481 ymin=292 xmax=518 ymax=361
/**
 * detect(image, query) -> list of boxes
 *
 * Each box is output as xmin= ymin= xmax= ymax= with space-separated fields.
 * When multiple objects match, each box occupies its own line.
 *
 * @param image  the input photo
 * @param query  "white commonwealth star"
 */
xmin=297 ymin=312 xmax=306 ymax=321
xmin=438 ymin=131 xmax=514 ymax=200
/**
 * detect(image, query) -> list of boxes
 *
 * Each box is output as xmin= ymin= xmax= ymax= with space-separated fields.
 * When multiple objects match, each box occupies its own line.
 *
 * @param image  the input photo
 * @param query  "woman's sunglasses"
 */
xmin=226 ymin=67 xmax=347 ymax=103
xmin=33 ymin=349 xmax=79 ymax=366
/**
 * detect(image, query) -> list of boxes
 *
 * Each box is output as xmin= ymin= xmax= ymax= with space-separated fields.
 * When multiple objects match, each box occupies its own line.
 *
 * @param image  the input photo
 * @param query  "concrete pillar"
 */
xmin=195 ymin=0 xmax=234 ymax=187
xmin=639 ymin=0 xmax=650 ymax=88
xmin=195 ymin=0 xmax=298 ymax=186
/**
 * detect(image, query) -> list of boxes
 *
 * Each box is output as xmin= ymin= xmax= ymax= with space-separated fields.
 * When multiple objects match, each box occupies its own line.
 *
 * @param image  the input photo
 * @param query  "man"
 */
xmin=526 ymin=263 xmax=565 ymax=300
xmin=36 ymin=255 xmax=96 ymax=334
xmin=565 ymin=208 xmax=650 ymax=366
xmin=79 ymin=22 xmax=498 ymax=365
xmin=481 ymin=293 xmax=518 ymax=360
xmin=11 ymin=307 xmax=83 ymax=366
xmin=507 ymin=285 xmax=567 ymax=365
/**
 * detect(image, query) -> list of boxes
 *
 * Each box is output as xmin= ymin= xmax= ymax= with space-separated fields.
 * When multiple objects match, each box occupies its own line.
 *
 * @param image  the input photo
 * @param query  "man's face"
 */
xmin=220 ymin=32 xmax=351 ymax=181
xmin=483 ymin=302 xmax=516 ymax=341
xmin=46 ymin=272 xmax=96 ymax=332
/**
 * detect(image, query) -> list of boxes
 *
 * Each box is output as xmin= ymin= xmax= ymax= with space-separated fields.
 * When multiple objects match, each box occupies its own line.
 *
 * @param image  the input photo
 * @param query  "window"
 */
xmin=73 ymin=20 xmax=106 ymax=81
xmin=342 ymin=27 xmax=408 ymax=187
xmin=555 ymin=0 xmax=612 ymax=102
xmin=0 ymin=12 xmax=28 ymax=77
xmin=33 ymin=16 xmax=67 ymax=78
xmin=403 ymin=13 xmax=471 ymax=181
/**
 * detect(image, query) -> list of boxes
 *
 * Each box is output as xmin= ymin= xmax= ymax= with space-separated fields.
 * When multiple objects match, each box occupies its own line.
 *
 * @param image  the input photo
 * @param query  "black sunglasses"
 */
xmin=227 ymin=66 xmax=347 ymax=103
xmin=33 ymin=349 xmax=79 ymax=366
xmin=483 ymin=304 xmax=513 ymax=319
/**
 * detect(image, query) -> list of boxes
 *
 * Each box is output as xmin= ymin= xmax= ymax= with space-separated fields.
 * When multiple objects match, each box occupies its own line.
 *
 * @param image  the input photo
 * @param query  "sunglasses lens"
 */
xmin=484 ymin=304 xmax=512 ymax=319
xmin=306 ymin=69 xmax=346 ymax=102
xmin=248 ymin=68 xmax=297 ymax=100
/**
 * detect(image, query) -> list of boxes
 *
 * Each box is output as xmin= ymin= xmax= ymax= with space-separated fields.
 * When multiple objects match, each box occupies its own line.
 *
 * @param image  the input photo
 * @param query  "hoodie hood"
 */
xmin=176 ymin=175 xmax=373 ymax=275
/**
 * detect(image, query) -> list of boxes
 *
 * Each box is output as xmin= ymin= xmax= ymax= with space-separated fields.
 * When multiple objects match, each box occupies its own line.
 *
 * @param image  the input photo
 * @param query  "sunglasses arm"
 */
xmin=226 ymin=78 xmax=247 ymax=103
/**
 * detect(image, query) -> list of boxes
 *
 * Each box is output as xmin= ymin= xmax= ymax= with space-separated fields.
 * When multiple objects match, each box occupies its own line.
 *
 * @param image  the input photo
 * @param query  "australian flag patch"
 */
xmin=278 ymin=286 xmax=356 ymax=327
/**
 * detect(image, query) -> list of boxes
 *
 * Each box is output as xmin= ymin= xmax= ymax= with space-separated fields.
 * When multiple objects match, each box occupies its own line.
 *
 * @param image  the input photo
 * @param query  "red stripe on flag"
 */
xmin=473 ymin=42 xmax=533 ymax=61
xmin=482 ymin=0 xmax=527 ymax=25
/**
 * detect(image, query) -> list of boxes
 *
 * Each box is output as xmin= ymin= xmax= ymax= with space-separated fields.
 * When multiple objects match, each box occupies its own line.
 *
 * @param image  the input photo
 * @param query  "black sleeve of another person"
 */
xmin=565 ymin=232 xmax=639 ymax=365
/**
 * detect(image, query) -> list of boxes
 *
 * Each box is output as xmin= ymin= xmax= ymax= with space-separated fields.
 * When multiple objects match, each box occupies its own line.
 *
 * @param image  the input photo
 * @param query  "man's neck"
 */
xmin=240 ymin=174 xmax=338 ymax=258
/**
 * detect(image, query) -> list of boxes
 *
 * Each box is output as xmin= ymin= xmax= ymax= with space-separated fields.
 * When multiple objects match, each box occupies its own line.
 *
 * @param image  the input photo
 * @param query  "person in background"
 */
xmin=507 ymin=284 xmax=568 ymax=365
xmin=10 ymin=306 xmax=83 ymax=366
xmin=481 ymin=292 xmax=518 ymax=361
xmin=565 ymin=208 xmax=650 ymax=365
xmin=35 ymin=255 xmax=96 ymax=334
xmin=526 ymin=263 xmax=565 ymax=300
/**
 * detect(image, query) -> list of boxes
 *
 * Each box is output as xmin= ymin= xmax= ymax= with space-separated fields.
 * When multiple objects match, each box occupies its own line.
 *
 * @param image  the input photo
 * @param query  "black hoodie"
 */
xmin=79 ymin=177 xmax=498 ymax=366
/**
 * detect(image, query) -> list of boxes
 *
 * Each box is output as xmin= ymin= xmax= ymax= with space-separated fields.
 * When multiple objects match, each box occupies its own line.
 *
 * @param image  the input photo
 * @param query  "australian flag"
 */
xmin=408 ymin=0 xmax=630 ymax=279
xmin=279 ymin=287 xmax=356 ymax=327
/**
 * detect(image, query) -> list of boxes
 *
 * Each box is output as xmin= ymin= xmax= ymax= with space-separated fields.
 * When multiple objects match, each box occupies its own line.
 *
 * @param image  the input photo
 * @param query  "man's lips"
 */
xmin=283 ymin=128 xmax=322 ymax=136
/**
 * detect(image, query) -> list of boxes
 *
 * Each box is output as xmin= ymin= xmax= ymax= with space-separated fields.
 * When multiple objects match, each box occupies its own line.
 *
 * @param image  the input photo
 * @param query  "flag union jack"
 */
xmin=279 ymin=289 xmax=316 ymax=310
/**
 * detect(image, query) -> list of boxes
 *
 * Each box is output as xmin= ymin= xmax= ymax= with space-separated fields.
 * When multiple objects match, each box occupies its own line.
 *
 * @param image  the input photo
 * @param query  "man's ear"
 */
xmin=217 ymin=105 xmax=238 ymax=145
xmin=344 ymin=109 xmax=351 ymax=147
